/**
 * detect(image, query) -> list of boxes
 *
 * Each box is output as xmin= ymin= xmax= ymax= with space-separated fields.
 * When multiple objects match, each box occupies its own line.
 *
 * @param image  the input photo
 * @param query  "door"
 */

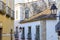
xmin=0 ymin=28 xmax=2 ymax=40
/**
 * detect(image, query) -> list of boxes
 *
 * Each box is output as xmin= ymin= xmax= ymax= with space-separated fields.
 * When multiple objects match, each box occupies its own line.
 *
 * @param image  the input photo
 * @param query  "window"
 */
xmin=21 ymin=27 xmax=25 ymax=40
xmin=27 ymin=27 xmax=31 ymax=40
xmin=35 ymin=25 xmax=40 ymax=40
xmin=16 ymin=10 xmax=18 ymax=19
xmin=25 ymin=7 xmax=30 ymax=18
xmin=20 ymin=7 xmax=24 ymax=20
xmin=15 ymin=27 xmax=19 ymax=40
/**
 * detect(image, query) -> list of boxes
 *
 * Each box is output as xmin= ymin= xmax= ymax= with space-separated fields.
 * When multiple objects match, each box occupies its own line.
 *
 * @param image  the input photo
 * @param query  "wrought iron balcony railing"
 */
xmin=6 ymin=7 xmax=14 ymax=20
xmin=6 ymin=6 xmax=11 ymax=17
xmin=0 ymin=1 xmax=14 ymax=20
xmin=0 ymin=1 xmax=6 ymax=14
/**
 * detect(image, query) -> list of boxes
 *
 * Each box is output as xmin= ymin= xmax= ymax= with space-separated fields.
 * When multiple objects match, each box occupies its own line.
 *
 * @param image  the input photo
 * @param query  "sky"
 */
xmin=15 ymin=0 xmax=30 ymax=4
xmin=15 ymin=0 xmax=37 ymax=4
xmin=15 ymin=0 xmax=23 ymax=4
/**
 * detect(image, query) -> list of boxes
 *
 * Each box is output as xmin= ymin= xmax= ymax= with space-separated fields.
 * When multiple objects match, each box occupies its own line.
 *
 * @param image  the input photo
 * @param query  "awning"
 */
xmin=20 ymin=8 xmax=56 ymax=24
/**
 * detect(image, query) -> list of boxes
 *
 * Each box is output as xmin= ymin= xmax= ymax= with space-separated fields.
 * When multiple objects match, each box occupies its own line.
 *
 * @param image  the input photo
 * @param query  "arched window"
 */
xmin=25 ymin=7 xmax=30 ymax=18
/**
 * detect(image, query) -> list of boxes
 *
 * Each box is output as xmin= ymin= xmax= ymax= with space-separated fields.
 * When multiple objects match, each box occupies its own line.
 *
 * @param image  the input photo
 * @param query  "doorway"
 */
xmin=0 ymin=28 xmax=2 ymax=40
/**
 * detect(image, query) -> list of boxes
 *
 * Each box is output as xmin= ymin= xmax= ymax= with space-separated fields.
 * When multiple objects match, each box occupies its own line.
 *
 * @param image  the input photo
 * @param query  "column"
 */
xmin=40 ymin=20 xmax=46 ymax=40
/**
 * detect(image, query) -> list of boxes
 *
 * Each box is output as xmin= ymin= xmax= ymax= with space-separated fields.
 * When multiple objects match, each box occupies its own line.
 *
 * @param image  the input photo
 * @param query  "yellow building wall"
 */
xmin=0 ymin=0 xmax=14 ymax=40
xmin=2 ymin=0 xmax=6 ymax=3
xmin=0 ymin=13 xmax=14 ymax=40
xmin=2 ymin=36 xmax=11 ymax=40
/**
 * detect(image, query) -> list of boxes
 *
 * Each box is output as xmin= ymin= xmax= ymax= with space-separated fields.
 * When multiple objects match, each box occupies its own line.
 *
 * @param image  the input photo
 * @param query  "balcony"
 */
xmin=0 ymin=1 xmax=6 ymax=15
xmin=6 ymin=6 xmax=11 ymax=17
xmin=6 ymin=6 xmax=14 ymax=20
xmin=11 ymin=10 xmax=14 ymax=20
xmin=0 ymin=1 xmax=14 ymax=20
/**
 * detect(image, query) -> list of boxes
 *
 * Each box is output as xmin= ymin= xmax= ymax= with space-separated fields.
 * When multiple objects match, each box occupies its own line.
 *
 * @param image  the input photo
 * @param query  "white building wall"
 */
xmin=20 ymin=21 xmax=41 ymax=40
xmin=46 ymin=20 xmax=58 ymax=40
xmin=19 ymin=20 xmax=59 ymax=40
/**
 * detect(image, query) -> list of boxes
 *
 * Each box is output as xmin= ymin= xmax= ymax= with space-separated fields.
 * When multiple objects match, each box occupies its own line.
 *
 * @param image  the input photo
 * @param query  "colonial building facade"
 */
xmin=15 ymin=0 xmax=60 ymax=40
xmin=0 ymin=0 xmax=14 ymax=40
